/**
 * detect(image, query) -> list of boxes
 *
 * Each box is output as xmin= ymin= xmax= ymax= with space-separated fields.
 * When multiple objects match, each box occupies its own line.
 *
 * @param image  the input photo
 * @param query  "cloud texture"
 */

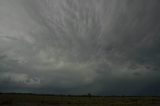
xmin=0 ymin=0 xmax=160 ymax=95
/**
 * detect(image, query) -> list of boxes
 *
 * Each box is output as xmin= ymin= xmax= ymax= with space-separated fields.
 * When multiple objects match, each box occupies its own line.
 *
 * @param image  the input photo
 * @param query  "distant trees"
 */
xmin=87 ymin=93 xmax=92 ymax=97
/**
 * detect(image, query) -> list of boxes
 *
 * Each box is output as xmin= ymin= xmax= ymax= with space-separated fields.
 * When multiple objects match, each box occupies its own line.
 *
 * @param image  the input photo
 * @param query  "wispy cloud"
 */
xmin=0 ymin=0 xmax=160 ymax=95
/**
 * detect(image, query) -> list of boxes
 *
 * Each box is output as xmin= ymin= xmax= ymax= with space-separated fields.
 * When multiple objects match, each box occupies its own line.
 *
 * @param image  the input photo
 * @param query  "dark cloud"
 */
xmin=0 ymin=0 xmax=160 ymax=95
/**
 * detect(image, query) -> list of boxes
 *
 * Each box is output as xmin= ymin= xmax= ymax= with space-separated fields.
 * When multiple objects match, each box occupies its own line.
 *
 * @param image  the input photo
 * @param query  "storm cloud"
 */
xmin=0 ymin=0 xmax=160 ymax=95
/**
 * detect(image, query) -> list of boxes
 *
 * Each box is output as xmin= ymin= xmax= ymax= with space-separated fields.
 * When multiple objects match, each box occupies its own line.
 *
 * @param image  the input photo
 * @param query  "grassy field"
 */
xmin=0 ymin=93 xmax=160 ymax=106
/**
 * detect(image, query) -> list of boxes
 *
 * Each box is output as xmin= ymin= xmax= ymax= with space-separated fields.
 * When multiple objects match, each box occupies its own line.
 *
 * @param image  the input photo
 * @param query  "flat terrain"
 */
xmin=0 ymin=93 xmax=160 ymax=106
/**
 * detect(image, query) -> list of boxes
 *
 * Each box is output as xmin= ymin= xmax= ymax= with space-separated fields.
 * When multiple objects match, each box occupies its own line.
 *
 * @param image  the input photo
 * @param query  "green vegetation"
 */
xmin=0 ymin=93 xmax=160 ymax=106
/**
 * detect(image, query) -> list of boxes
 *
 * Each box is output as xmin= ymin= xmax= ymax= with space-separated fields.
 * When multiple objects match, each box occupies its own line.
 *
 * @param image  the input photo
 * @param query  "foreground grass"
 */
xmin=0 ymin=93 xmax=160 ymax=106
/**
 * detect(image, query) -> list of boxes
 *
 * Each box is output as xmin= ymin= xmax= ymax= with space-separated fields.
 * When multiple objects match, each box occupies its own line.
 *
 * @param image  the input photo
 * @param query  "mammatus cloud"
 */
xmin=0 ymin=0 xmax=160 ymax=95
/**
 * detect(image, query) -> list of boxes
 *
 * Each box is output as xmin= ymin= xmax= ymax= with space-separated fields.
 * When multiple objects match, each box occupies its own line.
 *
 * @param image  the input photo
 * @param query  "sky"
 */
xmin=0 ymin=0 xmax=160 ymax=96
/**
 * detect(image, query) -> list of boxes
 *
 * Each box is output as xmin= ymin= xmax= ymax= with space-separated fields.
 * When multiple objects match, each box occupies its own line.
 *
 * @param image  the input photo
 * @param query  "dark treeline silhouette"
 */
xmin=0 ymin=92 xmax=160 ymax=97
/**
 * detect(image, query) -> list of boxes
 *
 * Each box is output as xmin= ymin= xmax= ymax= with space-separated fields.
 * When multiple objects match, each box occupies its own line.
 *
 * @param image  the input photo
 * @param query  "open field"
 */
xmin=0 ymin=93 xmax=160 ymax=106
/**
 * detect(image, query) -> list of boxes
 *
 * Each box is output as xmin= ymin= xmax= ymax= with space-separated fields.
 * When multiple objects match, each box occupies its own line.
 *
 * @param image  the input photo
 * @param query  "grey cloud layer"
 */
xmin=0 ymin=0 xmax=160 ymax=95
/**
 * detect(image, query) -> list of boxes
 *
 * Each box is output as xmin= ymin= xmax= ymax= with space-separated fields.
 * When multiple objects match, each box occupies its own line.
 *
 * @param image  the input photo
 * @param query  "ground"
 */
xmin=0 ymin=93 xmax=160 ymax=106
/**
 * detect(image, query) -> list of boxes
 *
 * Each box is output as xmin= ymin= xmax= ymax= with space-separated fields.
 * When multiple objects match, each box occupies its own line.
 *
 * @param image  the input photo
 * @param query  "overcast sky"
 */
xmin=0 ymin=0 xmax=160 ymax=96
